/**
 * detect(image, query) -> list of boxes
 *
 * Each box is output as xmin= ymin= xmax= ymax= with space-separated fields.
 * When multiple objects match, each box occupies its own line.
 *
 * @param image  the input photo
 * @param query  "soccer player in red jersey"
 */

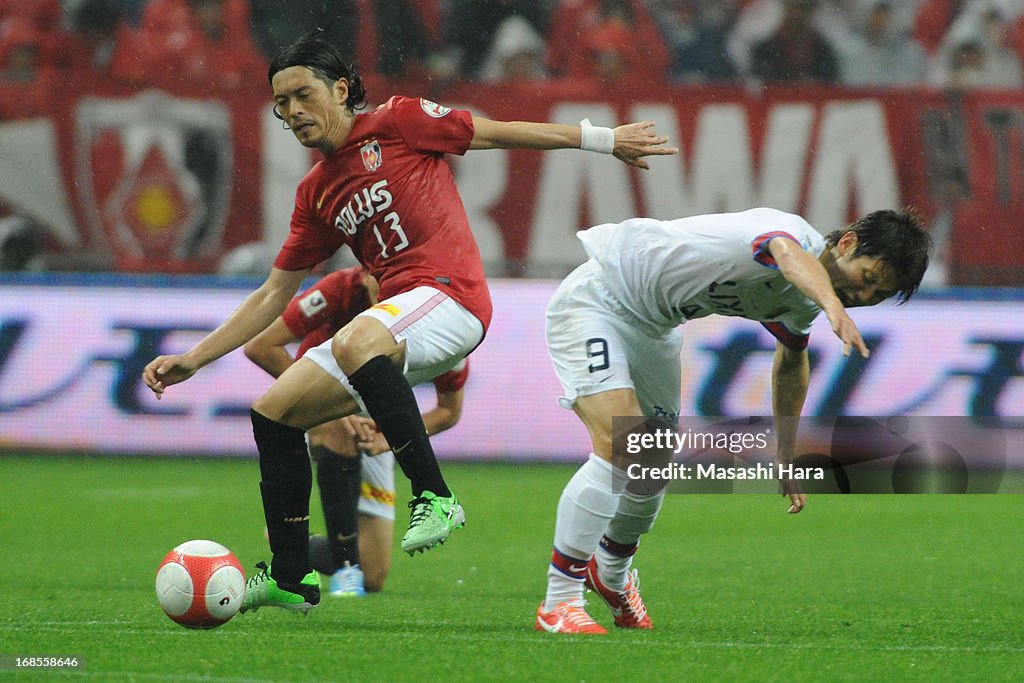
xmin=142 ymin=31 xmax=676 ymax=612
xmin=244 ymin=266 xmax=469 ymax=597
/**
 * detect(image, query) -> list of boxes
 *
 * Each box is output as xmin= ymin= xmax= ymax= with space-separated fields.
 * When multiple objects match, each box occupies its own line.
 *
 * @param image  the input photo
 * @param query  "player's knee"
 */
xmin=330 ymin=319 xmax=398 ymax=370
xmin=251 ymin=393 xmax=284 ymax=423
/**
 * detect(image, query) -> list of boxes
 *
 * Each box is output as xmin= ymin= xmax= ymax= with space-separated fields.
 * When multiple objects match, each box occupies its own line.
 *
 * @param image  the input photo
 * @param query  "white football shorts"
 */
xmin=546 ymin=260 xmax=683 ymax=419
xmin=304 ymin=286 xmax=483 ymax=412
xmin=358 ymin=450 xmax=395 ymax=521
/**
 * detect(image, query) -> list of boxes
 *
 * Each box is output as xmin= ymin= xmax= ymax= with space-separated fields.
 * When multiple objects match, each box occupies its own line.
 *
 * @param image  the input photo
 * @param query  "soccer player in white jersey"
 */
xmin=535 ymin=207 xmax=931 ymax=634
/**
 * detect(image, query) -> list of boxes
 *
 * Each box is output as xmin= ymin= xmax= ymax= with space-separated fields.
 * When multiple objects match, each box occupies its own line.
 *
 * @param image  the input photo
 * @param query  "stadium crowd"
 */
xmin=3 ymin=0 xmax=1024 ymax=90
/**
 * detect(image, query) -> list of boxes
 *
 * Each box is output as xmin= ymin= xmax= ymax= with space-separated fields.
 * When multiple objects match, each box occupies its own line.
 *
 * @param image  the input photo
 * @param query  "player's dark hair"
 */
xmin=824 ymin=208 xmax=932 ymax=304
xmin=268 ymin=30 xmax=367 ymax=113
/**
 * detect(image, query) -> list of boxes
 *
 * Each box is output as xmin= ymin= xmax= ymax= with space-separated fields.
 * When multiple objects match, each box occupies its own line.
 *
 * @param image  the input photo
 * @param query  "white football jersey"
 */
xmin=577 ymin=208 xmax=826 ymax=348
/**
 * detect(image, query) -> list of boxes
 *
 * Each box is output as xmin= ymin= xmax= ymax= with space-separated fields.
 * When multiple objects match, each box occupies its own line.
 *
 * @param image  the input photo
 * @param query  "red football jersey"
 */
xmin=274 ymin=96 xmax=492 ymax=330
xmin=282 ymin=267 xmax=469 ymax=392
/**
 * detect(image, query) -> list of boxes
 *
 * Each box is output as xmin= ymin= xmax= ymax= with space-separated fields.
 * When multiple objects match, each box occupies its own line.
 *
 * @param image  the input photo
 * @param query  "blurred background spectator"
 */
xmin=649 ymin=0 xmax=738 ymax=83
xmin=446 ymin=0 xmax=550 ymax=81
xmin=478 ymin=15 xmax=548 ymax=83
xmin=749 ymin=0 xmax=841 ymax=83
xmin=929 ymin=3 xmax=1023 ymax=89
xmin=0 ymin=19 xmax=45 ymax=82
xmin=117 ymin=0 xmax=265 ymax=88
xmin=58 ymin=0 xmax=135 ymax=76
xmin=915 ymin=0 xmax=970 ymax=56
xmin=0 ymin=215 xmax=44 ymax=271
xmin=727 ymin=0 xmax=855 ymax=77
xmin=836 ymin=0 xmax=929 ymax=87
xmin=0 ymin=0 xmax=60 ymax=78
xmin=546 ymin=0 xmax=670 ymax=83
xmin=251 ymin=0 xmax=443 ymax=80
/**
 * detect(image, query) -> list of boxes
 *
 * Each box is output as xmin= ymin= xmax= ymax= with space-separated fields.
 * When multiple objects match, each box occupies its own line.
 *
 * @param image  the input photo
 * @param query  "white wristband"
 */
xmin=579 ymin=118 xmax=615 ymax=154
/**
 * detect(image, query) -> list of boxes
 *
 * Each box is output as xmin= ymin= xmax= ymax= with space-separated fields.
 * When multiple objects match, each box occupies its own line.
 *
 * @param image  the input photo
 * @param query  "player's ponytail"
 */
xmin=344 ymin=68 xmax=367 ymax=111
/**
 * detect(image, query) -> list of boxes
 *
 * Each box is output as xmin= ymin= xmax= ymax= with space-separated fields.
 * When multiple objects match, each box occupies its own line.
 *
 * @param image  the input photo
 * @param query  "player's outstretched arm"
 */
xmin=768 ymin=238 xmax=869 ymax=358
xmin=771 ymin=342 xmax=810 ymax=514
xmin=468 ymin=117 xmax=677 ymax=170
xmin=142 ymin=267 xmax=311 ymax=398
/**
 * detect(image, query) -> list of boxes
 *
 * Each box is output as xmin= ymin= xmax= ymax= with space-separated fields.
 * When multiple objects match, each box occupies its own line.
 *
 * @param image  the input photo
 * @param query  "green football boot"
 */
xmin=400 ymin=491 xmax=466 ymax=555
xmin=240 ymin=562 xmax=320 ymax=614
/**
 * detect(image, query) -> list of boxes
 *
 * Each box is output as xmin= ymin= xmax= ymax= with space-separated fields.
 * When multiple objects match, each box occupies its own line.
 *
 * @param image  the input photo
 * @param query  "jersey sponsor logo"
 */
xmin=334 ymin=179 xmax=393 ymax=236
xmin=360 ymin=140 xmax=382 ymax=172
xmin=361 ymin=481 xmax=396 ymax=506
xmin=298 ymin=289 xmax=328 ymax=317
xmin=419 ymin=99 xmax=451 ymax=118
xmin=316 ymin=189 xmax=329 ymax=209
xmin=370 ymin=302 xmax=400 ymax=316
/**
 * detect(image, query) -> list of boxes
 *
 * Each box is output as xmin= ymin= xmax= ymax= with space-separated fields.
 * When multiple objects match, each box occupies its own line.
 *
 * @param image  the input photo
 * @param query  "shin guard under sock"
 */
xmin=312 ymin=446 xmax=361 ymax=567
xmin=251 ymin=409 xmax=312 ymax=584
xmin=348 ymin=355 xmax=449 ymax=497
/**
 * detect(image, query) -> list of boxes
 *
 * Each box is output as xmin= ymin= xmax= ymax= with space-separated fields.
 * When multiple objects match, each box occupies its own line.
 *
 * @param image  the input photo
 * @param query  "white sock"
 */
xmin=596 ymin=491 xmax=665 ymax=590
xmin=544 ymin=454 xmax=627 ymax=611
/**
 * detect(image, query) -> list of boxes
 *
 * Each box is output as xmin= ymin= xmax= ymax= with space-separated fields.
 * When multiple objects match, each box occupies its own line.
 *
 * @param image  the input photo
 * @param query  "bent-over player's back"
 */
xmin=577 ymin=208 xmax=826 ymax=340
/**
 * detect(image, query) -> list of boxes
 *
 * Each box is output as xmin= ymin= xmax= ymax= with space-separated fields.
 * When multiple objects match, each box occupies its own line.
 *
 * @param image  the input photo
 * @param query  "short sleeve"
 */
xmin=273 ymin=175 xmax=344 ymax=271
xmin=760 ymin=321 xmax=810 ymax=351
xmin=432 ymin=358 xmax=469 ymax=393
xmin=386 ymin=96 xmax=474 ymax=156
xmin=751 ymin=231 xmax=802 ymax=269
xmin=281 ymin=279 xmax=333 ymax=339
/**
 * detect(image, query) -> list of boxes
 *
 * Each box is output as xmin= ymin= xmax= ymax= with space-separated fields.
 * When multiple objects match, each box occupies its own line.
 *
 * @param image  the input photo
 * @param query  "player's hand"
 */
xmin=357 ymin=431 xmax=392 ymax=457
xmin=612 ymin=121 xmax=678 ymax=170
xmin=142 ymin=355 xmax=198 ymax=399
xmin=781 ymin=477 xmax=807 ymax=514
xmin=824 ymin=304 xmax=869 ymax=358
xmin=338 ymin=416 xmax=376 ymax=444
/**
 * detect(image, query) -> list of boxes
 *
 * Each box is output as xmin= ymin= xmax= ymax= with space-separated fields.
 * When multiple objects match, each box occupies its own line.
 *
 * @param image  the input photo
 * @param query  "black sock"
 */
xmin=251 ymin=409 xmax=312 ymax=585
xmin=348 ymin=355 xmax=450 ymax=497
xmin=312 ymin=446 xmax=361 ymax=567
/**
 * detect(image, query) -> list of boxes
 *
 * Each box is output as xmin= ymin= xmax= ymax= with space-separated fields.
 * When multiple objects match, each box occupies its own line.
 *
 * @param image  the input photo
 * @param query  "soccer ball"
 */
xmin=155 ymin=540 xmax=245 ymax=629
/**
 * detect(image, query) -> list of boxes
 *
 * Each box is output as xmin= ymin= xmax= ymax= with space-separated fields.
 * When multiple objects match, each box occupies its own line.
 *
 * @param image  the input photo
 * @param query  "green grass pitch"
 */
xmin=1 ymin=454 xmax=1022 ymax=682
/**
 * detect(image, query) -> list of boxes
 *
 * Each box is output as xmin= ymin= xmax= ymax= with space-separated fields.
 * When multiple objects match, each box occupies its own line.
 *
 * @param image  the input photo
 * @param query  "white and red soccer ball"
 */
xmin=155 ymin=540 xmax=245 ymax=629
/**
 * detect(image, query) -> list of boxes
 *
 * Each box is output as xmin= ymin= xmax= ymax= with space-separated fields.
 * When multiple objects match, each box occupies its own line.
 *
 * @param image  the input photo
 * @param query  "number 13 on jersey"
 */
xmin=371 ymin=212 xmax=409 ymax=259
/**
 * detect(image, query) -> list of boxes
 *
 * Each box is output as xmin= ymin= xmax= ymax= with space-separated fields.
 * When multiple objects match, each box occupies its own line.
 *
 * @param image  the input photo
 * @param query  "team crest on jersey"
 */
xmin=419 ymin=99 xmax=451 ymax=118
xmin=360 ymin=140 xmax=382 ymax=172
xmin=298 ymin=289 xmax=328 ymax=317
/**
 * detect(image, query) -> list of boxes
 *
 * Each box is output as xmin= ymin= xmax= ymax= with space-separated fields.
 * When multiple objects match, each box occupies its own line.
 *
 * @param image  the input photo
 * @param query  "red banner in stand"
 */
xmin=0 ymin=76 xmax=1021 ymax=285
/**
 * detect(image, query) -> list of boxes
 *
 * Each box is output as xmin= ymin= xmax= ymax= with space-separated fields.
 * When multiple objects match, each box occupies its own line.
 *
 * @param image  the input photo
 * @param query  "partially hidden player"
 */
xmin=244 ymin=266 xmax=468 ymax=597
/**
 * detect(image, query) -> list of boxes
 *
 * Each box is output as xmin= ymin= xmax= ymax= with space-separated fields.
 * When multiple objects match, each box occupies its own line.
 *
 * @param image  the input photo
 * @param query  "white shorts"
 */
xmin=546 ymin=261 xmax=683 ymax=419
xmin=304 ymin=286 xmax=484 ymax=412
xmin=359 ymin=450 xmax=395 ymax=521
